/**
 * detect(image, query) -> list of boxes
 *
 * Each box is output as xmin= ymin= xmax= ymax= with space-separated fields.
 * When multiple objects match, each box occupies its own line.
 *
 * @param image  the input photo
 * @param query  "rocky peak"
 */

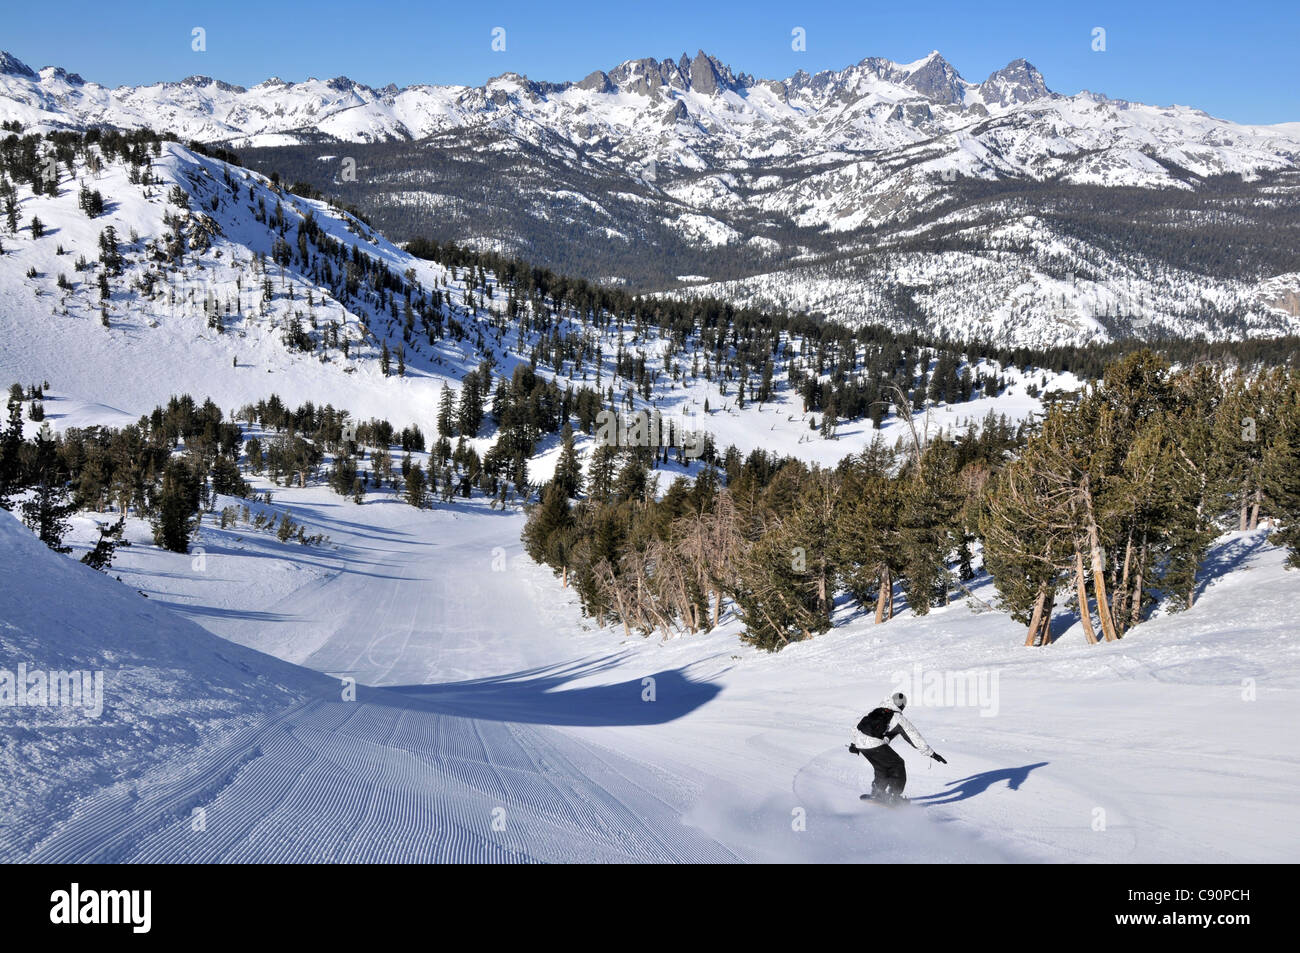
xmin=0 ymin=51 xmax=36 ymax=79
xmin=902 ymin=52 xmax=966 ymax=105
xmin=979 ymin=58 xmax=1051 ymax=106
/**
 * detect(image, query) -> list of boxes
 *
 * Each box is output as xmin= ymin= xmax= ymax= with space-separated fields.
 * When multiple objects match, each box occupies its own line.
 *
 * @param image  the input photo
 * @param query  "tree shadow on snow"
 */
xmin=1047 ymin=533 xmax=1271 ymax=643
xmin=1193 ymin=532 xmax=1271 ymax=600
xmin=912 ymin=762 xmax=1048 ymax=805
xmin=377 ymin=655 xmax=722 ymax=727
xmin=1045 ymin=610 xmax=1080 ymax=645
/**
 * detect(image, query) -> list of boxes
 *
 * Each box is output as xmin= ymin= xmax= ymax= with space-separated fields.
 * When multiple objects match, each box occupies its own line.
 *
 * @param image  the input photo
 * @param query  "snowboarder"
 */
xmin=849 ymin=692 xmax=946 ymax=804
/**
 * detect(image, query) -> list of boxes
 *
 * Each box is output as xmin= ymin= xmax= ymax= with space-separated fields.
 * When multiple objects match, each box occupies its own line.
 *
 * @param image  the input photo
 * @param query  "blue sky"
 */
xmin=4 ymin=0 xmax=1297 ymax=123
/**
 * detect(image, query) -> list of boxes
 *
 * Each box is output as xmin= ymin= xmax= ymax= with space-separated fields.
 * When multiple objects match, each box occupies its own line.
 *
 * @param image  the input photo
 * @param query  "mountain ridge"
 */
xmin=4 ymin=48 xmax=1300 ymax=347
xmin=0 ymin=47 xmax=1053 ymax=104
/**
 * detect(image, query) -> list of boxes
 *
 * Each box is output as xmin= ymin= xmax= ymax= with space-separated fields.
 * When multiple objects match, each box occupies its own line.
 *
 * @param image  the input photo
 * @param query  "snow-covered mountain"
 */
xmin=5 ymin=48 xmax=1300 ymax=346
xmin=1 ymin=132 xmax=1074 ymax=486
xmin=4 ymin=48 xmax=1295 ymax=183
xmin=3 ymin=64 xmax=1300 ymax=866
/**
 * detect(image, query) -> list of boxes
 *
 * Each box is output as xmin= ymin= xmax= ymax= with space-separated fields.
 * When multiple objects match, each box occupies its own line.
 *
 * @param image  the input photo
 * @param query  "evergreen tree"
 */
xmin=0 ymin=395 xmax=24 ymax=510
xmin=522 ymin=481 xmax=576 ymax=584
xmin=1261 ymin=374 xmax=1300 ymax=567
xmin=21 ymin=429 xmax=74 ymax=554
xmin=735 ymin=469 xmax=839 ymax=649
xmin=553 ymin=423 xmax=583 ymax=498
xmin=80 ymin=516 xmax=126 ymax=571
xmin=329 ymin=455 xmax=359 ymax=497
xmin=897 ymin=439 xmax=964 ymax=615
xmin=834 ymin=441 xmax=902 ymax=622
xmin=151 ymin=458 xmax=200 ymax=553
xmin=437 ymin=383 xmax=455 ymax=438
xmin=587 ymin=444 xmax=618 ymax=503
xmin=404 ymin=463 xmax=426 ymax=508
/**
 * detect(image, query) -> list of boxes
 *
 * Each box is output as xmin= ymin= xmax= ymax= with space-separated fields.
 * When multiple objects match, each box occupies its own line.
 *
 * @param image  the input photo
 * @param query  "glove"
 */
xmin=931 ymin=752 xmax=947 ymax=764
xmin=848 ymin=744 xmax=860 ymax=754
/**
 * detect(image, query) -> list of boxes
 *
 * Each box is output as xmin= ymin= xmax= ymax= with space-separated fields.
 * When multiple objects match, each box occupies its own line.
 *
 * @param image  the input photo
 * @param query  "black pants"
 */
xmin=861 ymin=744 xmax=907 ymax=795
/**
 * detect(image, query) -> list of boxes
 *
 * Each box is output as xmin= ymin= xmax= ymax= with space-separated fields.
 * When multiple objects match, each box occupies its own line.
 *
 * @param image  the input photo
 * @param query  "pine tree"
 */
xmin=522 ymin=481 xmax=575 ymax=583
xmin=833 ymin=441 xmax=902 ymax=622
xmin=1261 ymin=372 xmax=1300 ymax=567
xmin=152 ymin=458 xmax=200 ymax=553
xmin=437 ymin=383 xmax=455 ymax=438
xmin=735 ymin=469 xmax=839 ymax=649
xmin=457 ymin=369 xmax=486 ymax=436
xmin=80 ymin=516 xmax=126 ymax=571
xmin=897 ymin=439 xmax=964 ymax=615
xmin=587 ymin=444 xmax=619 ymax=504
xmin=21 ymin=428 xmax=75 ymax=554
xmin=404 ymin=463 xmax=426 ymax=508
xmin=98 ymin=226 xmax=123 ymax=275
xmin=0 ymin=395 xmax=24 ymax=510
xmin=553 ymin=423 xmax=583 ymax=498
xmin=328 ymin=455 xmax=358 ymax=497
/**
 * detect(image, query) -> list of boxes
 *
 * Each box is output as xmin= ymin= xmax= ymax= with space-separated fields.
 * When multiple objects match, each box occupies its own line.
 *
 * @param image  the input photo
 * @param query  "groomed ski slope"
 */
xmin=6 ymin=470 xmax=1299 ymax=863
xmin=1 ymin=510 xmax=740 ymax=863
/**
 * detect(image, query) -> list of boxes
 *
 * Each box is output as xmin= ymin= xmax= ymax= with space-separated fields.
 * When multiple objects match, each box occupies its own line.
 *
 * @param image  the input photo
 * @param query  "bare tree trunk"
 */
xmin=1128 ymin=535 xmax=1148 ymax=632
xmin=1082 ymin=477 xmax=1119 ymax=642
xmin=874 ymin=565 xmax=892 ymax=624
xmin=600 ymin=562 xmax=633 ymax=639
xmin=1026 ymin=583 xmax=1054 ymax=647
xmin=1074 ymin=545 xmax=1098 ymax=645
xmin=1239 ymin=478 xmax=1250 ymax=531
xmin=713 ymin=588 xmax=722 ymax=628
xmin=1037 ymin=589 xmax=1056 ymax=646
xmin=1187 ymin=493 xmax=1205 ymax=609
xmin=1114 ymin=529 xmax=1134 ymax=637
xmin=1025 ymin=587 xmax=1046 ymax=647
xmin=1249 ymin=486 xmax=1262 ymax=530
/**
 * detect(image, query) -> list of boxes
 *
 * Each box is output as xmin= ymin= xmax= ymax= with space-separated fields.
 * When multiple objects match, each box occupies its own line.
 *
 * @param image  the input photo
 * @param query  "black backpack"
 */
xmin=857 ymin=707 xmax=897 ymax=739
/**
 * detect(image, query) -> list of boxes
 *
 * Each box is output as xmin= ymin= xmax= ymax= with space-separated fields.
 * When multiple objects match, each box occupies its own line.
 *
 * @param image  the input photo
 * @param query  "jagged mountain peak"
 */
xmin=901 ymin=51 xmax=967 ymax=104
xmin=981 ymin=57 xmax=1052 ymax=106
xmin=0 ymin=51 xmax=37 ymax=79
xmin=601 ymin=50 xmax=746 ymax=96
xmin=173 ymin=74 xmax=247 ymax=94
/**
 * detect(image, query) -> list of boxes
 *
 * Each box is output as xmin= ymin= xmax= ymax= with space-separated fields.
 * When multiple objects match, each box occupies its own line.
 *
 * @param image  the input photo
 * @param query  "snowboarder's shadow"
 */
xmin=912 ymin=762 xmax=1047 ymax=805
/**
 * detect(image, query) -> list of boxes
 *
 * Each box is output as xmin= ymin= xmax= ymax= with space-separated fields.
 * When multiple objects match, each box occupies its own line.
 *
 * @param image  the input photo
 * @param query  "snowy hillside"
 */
xmin=0 ymin=136 xmax=479 ymax=428
xmin=2 ymin=106 xmax=1299 ymax=866
xmin=4 ymin=49 xmax=1300 ymax=345
xmin=5 ymin=478 xmax=1298 ymax=862
xmin=0 ymin=509 xmax=324 ymax=859
xmin=0 ymin=132 xmax=1079 ymax=475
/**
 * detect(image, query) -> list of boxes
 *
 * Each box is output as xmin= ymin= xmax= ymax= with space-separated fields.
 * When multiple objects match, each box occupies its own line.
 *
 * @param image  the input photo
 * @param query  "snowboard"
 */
xmin=860 ymin=793 xmax=910 ymax=807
